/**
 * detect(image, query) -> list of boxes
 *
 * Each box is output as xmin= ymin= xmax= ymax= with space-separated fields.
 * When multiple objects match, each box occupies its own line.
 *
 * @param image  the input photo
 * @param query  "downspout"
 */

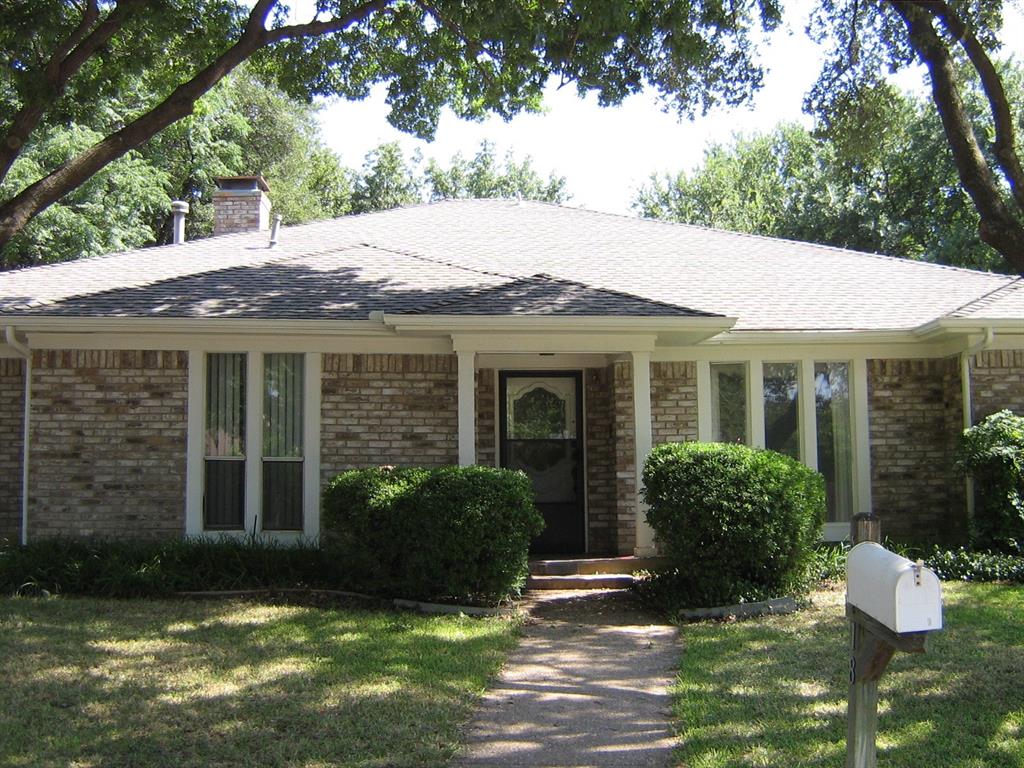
xmin=4 ymin=326 xmax=30 ymax=546
xmin=960 ymin=327 xmax=995 ymax=527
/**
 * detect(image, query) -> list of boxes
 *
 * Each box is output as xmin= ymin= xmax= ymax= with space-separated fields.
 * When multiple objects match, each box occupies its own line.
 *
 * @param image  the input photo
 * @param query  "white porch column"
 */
xmin=457 ymin=350 xmax=476 ymax=466
xmin=631 ymin=350 xmax=656 ymax=556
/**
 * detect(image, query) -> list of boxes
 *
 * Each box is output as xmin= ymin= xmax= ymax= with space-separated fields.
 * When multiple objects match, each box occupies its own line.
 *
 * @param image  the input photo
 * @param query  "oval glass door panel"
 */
xmin=501 ymin=373 xmax=584 ymax=555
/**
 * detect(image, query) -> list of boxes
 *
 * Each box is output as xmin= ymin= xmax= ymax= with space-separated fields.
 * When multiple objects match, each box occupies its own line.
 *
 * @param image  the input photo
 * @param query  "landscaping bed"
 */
xmin=0 ymin=596 xmax=519 ymax=767
xmin=672 ymin=581 xmax=1024 ymax=767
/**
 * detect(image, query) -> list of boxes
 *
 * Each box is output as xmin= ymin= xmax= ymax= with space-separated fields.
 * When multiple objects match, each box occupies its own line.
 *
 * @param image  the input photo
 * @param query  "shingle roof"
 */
xmin=0 ymin=199 xmax=1019 ymax=331
xmin=948 ymin=278 xmax=1024 ymax=321
xmin=400 ymin=274 xmax=718 ymax=317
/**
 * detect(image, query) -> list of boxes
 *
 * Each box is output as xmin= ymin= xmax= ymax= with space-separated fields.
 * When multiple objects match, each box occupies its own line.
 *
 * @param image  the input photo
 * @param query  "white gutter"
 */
xmin=4 ymin=326 xmax=30 ymax=546
xmin=960 ymin=327 xmax=995 ymax=529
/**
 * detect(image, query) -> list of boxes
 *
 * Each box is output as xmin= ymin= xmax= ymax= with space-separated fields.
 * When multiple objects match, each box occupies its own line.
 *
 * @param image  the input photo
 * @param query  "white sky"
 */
xmin=312 ymin=1 xmax=1024 ymax=215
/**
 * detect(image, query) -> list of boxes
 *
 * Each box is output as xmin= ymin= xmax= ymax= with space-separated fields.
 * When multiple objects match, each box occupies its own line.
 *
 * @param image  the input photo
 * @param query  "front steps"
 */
xmin=526 ymin=556 xmax=664 ymax=590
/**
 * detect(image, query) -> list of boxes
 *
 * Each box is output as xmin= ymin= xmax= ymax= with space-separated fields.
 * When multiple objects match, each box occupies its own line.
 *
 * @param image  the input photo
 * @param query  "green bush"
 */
xmin=640 ymin=442 xmax=825 ymax=610
xmin=322 ymin=465 xmax=543 ymax=605
xmin=0 ymin=537 xmax=348 ymax=598
xmin=956 ymin=410 xmax=1024 ymax=553
xmin=924 ymin=547 xmax=1024 ymax=583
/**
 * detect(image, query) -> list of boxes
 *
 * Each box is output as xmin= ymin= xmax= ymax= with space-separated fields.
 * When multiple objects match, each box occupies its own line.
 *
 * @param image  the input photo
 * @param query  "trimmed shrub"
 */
xmin=0 ymin=537 xmax=347 ymax=598
xmin=322 ymin=465 xmax=542 ymax=605
xmin=641 ymin=441 xmax=824 ymax=610
xmin=956 ymin=410 xmax=1024 ymax=554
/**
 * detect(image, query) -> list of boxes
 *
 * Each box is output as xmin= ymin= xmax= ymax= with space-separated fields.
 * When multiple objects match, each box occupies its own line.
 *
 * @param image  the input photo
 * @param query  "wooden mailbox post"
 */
xmin=846 ymin=514 xmax=944 ymax=768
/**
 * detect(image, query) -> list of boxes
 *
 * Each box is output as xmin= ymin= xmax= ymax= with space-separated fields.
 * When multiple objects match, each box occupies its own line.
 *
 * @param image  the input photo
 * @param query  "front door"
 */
xmin=499 ymin=372 xmax=585 ymax=555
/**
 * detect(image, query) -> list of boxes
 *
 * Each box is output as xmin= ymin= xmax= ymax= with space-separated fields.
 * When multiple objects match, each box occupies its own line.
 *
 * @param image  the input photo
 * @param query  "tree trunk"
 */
xmin=888 ymin=1 xmax=1024 ymax=275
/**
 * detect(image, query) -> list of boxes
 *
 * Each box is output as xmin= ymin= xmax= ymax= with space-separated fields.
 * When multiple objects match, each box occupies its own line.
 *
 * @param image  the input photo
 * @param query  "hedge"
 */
xmin=640 ymin=441 xmax=824 ymax=610
xmin=0 ymin=537 xmax=346 ymax=598
xmin=322 ymin=465 xmax=542 ymax=605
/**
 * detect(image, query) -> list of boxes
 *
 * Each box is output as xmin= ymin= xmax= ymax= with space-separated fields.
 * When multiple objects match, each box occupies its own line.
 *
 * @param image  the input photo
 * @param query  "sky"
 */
xmin=311 ymin=1 xmax=1024 ymax=215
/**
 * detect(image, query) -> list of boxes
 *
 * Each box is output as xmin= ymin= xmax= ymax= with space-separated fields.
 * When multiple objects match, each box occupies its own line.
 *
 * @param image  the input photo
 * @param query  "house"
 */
xmin=1 ymin=177 xmax=1022 ymax=555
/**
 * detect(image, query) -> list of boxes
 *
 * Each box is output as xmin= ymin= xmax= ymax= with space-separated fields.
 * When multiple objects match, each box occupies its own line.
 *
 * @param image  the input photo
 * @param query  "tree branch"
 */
xmin=911 ymin=0 xmax=1024 ymax=211
xmin=887 ymin=1 xmax=1024 ymax=272
xmin=0 ymin=0 xmax=394 ymax=252
xmin=0 ymin=0 xmax=146 ymax=184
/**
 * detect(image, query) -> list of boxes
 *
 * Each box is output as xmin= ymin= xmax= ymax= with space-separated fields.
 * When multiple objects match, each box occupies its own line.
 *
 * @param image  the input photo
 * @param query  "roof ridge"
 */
xmin=491 ymin=199 xmax=1015 ymax=279
xmin=944 ymin=276 xmax=1024 ymax=318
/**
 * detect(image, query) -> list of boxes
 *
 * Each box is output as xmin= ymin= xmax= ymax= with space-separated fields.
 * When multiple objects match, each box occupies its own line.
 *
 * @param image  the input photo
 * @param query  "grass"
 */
xmin=673 ymin=582 xmax=1024 ymax=768
xmin=0 ymin=596 xmax=519 ymax=768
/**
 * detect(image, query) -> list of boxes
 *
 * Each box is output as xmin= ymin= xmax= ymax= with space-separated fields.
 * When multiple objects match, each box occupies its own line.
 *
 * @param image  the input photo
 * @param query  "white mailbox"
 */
xmin=846 ymin=542 xmax=943 ymax=634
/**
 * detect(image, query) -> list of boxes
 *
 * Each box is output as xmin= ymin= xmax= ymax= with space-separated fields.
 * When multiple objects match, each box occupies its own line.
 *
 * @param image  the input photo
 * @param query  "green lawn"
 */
xmin=0 ymin=596 xmax=518 ymax=768
xmin=673 ymin=582 xmax=1024 ymax=767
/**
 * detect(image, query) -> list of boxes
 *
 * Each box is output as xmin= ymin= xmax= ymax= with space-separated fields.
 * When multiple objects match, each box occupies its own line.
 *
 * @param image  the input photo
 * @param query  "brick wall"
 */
xmin=971 ymin=349 xmax=1024 ymax=420
xmin=612 ymin=360 xmax=636 ymax=555
xmin=585 ymin=367 xmax=617 ymax=555
xmin=212 ymin=190 xmax=271 ymax=234
xmin=29 ymin=350 xmax=188 ymax=539
xmin=651 ymin=361 xmax=698 ymax=445
xmin=320 ymin=354 xmax=458 ymax=481
xmin=476 ymin=368 xmax=496 ymax=467
xmin=868 ymin=358 xmax=965 ymax=543
xmin=0 ymin=359 xmax=24 ymax=542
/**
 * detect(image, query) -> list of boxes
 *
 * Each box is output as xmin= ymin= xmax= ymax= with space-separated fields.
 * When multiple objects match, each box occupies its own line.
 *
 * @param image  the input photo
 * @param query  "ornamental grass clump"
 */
xmin=640 ymin=441 xmax=824 ymax=612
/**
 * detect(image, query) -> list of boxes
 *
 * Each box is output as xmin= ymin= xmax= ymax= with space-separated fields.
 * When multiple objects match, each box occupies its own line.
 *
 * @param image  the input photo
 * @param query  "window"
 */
xmin=711 ymin=362 xmax=747 ymax=443
xmin=815 ymin=362 xmax=854 ymax=522
xmin=204 ymin=352 xmax=246 ymax=529
xmin=262 ymin=353 xmax=304 ymax=530
xmin=763 ymin=362 xmax=800 ymax=459
xmin=200 ymin=352 xmax=309 ymax=535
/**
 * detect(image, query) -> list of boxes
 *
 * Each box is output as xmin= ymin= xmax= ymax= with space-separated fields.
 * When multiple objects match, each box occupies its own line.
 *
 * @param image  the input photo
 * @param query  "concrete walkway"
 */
xmin=454 ymin=589 xmax=680 ymax=768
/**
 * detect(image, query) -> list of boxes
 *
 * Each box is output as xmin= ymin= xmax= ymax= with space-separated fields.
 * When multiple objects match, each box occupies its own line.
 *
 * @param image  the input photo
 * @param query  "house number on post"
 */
xmin=845 ymin=514 xmax=944 ymax=768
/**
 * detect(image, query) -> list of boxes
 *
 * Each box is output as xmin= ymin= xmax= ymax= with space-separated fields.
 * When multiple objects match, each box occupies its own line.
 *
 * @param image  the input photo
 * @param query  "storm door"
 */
xmin=499 ymin=372 xmax=585 ymax=555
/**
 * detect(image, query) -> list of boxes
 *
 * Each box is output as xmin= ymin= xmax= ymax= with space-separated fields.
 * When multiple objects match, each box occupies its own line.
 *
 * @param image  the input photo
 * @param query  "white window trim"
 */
xmin=695 ymin=355 xmax=871 ymax=542
xmin=186 ymin=350 xmax=321 ymax=542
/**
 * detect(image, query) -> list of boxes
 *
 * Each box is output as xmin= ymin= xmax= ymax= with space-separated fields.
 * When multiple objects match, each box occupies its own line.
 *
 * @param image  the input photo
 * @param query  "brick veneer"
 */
xmin=476 ymin=368 xmax=497 ymax=467
xmin=585 ymin=367 xmax=617 ymax=555
xmin=320 ymin=354 xmax=458 ymax=481
xmin=971 ymin=350 xmax=1024 ymax=420
xmin=0 ymin=359 xmax=24 ymax=542
xmin=612 ymin=360 xmax=637 ymax=554
xmin=867 ymin=358 xmax=965 ymax=543
xmin=212 ymin=189 xmax=271 ymax=234
xmin=651 ymin=361 xmax=698 ymax=445
xmin=29 ymin=350 xmax=188 ymax=539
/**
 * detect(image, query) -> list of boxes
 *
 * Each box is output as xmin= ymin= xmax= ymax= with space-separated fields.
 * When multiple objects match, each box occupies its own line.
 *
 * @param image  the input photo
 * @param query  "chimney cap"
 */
xmin=214 ymin=175 xmax=270 ymax=193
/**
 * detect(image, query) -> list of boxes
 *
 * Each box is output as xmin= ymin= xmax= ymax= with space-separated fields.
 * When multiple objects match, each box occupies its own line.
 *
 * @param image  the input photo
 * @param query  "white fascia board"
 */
xmin=382 ymin=313 xmax=736 ymax=335
xmin=1 ymin=316 xmax=390 ymax=336
xmin=707 ymin=329 xmax=924 ymax=345
xmin=916 ymin=318 xmax=1024 ymax=338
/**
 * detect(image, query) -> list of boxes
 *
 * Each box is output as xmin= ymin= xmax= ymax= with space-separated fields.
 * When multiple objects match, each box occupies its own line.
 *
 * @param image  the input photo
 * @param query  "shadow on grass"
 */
xmin=0 ymin=596 xmax=517 ymax=768
xmin=673 ymin=583 xmax=1024 ymax=768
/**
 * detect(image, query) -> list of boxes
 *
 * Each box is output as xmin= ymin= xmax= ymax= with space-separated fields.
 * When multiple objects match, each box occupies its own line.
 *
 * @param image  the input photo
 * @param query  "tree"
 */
xmin=350 ymin=142 xmax=423 ymax=214
xmin=808 ymin=1 xmax=1024 ymax=272
xmin=634 ymin=76 xmax=1016 ymax=272
xmin=0 ymin=67 xmax=354 ymax=265
xmin=426 ymin=141 xmax=568 ymax=202
xmin=0 ymin=0 xmax=783 ymax=257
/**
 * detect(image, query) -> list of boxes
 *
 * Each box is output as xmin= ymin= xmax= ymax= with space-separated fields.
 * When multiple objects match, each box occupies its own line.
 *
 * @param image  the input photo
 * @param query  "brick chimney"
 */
xmin=212 ymin=175 xmax=272 ymax=235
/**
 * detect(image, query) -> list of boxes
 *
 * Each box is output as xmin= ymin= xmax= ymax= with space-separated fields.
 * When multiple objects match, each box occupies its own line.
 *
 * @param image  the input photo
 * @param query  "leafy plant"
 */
xmin=956 ymin=409 xmax=1024 ymax=554
xmin=322 ymin=465 xmax=543 ymax=605
xmin=640 ymin=442 xmax=824 ymax=611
